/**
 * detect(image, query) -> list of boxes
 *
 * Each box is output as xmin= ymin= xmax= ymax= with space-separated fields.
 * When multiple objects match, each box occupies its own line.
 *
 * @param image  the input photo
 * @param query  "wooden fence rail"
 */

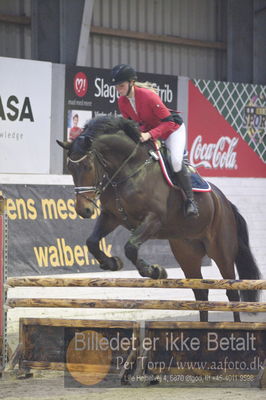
xmin=7 ymin=277 xmax=266 ymax=290
xmin=7 ymin=298 xmax=266 ymax=313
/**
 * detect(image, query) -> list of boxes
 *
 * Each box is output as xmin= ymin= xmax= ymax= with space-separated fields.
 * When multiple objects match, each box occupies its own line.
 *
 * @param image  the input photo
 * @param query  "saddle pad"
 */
xmin=153 ymin=142 xmax=212 ymax=192
xmin=190 ymin=169 xmax=212 ymax=192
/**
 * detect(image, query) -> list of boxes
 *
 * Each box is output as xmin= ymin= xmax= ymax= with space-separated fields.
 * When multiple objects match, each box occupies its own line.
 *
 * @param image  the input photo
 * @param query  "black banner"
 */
xmin=64 ymin=65 xmax=178 ymax=142
xmin=2 ymin=184 xmax=193 ymax=277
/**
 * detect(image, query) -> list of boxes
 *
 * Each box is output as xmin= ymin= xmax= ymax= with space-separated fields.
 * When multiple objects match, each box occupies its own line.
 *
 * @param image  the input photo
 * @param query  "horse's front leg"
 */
xmin=124 ymin=213 xmax=167 ymax=279
xmin=86 ymin=212 xmax=123 ymax=271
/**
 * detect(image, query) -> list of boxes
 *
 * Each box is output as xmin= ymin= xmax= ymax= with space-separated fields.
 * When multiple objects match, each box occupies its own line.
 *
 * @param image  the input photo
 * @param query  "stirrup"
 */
xmin=184 ymin=199 xmax=199 ymax=217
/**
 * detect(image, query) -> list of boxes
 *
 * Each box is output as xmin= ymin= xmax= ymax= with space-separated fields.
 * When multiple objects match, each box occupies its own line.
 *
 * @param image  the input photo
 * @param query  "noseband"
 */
xmin=67 ymin=154 xmax=99 ymax=195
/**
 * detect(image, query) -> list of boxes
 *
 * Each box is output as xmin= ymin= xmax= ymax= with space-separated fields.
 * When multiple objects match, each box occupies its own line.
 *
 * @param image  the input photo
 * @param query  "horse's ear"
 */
xmin=56 ymin=140 xmax=71 ymax=150
xmin=84 ymin=135 xmax=93 ymax=149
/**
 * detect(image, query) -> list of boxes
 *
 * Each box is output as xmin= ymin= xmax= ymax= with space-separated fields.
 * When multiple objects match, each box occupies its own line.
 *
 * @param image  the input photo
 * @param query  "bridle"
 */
xmin=67 ymin=141 xmax=153 ymax=225
xmin=67 ymin=141 xmax=150 ymax=197
xmin=66 ymin=153 xmax=99 ymax=196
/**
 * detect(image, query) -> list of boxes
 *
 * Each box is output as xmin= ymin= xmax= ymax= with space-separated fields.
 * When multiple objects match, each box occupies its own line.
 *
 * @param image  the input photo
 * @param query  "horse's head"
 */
xmin=57 ymin=134 xmax=100 ymax=218
xmin=57 ymin=115 xmax=142 ymax=219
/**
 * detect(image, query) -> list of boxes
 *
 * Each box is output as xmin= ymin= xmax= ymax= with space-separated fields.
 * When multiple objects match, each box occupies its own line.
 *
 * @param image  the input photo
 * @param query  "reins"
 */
xmin=68 ymin=141 xmax=150 ymax=197
xmin=96 ymin=141 xmax=141 ymax=193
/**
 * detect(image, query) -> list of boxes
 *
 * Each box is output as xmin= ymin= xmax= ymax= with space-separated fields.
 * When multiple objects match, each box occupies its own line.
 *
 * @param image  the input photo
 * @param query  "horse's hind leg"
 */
xmin=169 ymin=239 xmax=209 ymax=322
xmin=214 ymin=260 xmax=241 ymax=322
xmin=207 ymin=240 xmax=241 ymax=322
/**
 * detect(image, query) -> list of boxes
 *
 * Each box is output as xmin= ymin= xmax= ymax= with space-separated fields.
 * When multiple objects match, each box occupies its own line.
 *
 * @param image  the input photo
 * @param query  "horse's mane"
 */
xmin=69 ymin=116 xmax=140 ymax=155
xmin=85 ymin=116 xmax=140 ymax=143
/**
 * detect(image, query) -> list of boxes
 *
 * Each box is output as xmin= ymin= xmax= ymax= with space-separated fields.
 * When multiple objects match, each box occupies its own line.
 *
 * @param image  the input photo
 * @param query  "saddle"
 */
xmin=150 ymin=141 xmax=211 ymax=192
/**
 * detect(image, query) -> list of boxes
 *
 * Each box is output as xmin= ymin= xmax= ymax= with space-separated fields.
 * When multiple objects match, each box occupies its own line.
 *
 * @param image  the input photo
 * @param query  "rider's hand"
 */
xmin=140 ymin=132 xmax=152 ymax=142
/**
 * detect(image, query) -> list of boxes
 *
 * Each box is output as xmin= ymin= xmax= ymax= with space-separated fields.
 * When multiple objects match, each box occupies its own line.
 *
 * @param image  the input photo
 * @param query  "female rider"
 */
xmin=110 ymin=64 xmax=198 ymax=217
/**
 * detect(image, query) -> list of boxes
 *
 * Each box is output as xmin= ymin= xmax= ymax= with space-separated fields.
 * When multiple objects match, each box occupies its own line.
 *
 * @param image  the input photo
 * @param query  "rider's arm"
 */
xmin=148 ymin=99 xmax=177 ymax=140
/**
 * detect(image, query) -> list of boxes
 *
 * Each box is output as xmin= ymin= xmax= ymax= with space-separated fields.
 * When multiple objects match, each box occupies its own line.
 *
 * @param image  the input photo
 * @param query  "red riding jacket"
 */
xmin=118 ymin=86 xmax=180 ymax=140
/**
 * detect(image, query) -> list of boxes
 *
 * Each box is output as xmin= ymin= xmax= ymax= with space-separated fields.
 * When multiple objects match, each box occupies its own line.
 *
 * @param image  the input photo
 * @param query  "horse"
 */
xmin=57 ymin=115 xmax=261 ymax=322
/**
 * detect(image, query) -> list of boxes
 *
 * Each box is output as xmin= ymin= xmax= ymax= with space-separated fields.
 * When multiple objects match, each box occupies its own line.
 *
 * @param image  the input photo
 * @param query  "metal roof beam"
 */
xmin=76 ymin=0 xmax=95 ymax=66
xmin=90 ymin=25 xmax=226 ymax=51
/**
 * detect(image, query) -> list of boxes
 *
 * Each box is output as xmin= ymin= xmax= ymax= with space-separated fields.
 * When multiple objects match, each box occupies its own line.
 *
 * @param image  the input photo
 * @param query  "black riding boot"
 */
xmin=174 ymin=164 xmax=199 ymax=217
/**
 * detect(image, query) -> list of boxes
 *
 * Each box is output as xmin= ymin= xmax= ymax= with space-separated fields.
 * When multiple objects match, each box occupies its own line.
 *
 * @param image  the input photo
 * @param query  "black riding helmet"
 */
xmin=110 ymin=64 xmax=137 ymax=85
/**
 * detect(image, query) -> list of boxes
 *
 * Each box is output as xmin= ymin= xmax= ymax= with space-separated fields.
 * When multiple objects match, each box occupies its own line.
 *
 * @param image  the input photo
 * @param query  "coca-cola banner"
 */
xmin=188 ymin=80 xmax=266 ymax=177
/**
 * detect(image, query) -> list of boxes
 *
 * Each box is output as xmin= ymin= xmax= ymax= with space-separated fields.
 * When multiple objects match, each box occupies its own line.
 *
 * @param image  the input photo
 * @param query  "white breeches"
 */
xmin=165 ymin=123 xmax=186 ymax=172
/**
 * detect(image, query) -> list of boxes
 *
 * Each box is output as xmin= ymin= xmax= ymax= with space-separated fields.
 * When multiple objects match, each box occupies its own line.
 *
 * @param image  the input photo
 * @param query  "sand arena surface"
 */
xmin=0 ymin=374 xmax=265 ymax=400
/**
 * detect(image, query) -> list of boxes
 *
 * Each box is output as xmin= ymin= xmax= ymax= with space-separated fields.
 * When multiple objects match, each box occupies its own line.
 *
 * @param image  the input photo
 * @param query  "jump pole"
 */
xmin=7 ymin=277 xmax=266 ymax=290
xmin=7 ymin=298 xmax=266 ymax=313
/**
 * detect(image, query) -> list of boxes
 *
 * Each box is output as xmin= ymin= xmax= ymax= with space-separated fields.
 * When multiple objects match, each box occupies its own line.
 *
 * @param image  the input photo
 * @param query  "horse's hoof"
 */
xmin=99 ymin=256 xmax=123 ymax=271
xmin=110 ymin=256 xmax=123 ymax=271
xmin=136 ymin=259 xmax=167 ymax=279
xmin=151 ymin=264 xmax=168 ymax=279
xmin=99 ymin=262 xmax=110 ymax=270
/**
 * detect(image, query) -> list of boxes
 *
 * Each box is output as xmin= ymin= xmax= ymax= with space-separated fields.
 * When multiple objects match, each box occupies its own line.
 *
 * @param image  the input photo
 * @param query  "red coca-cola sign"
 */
xmin=190 ymin=135 xmax=238 ymax=171
xmin=188 ymin=81 xmax=266 ymax=177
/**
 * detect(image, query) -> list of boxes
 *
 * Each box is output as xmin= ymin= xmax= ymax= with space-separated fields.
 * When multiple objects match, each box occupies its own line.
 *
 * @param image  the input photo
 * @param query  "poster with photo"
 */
xmin=67 ymin=109 xmax=92 ymax=141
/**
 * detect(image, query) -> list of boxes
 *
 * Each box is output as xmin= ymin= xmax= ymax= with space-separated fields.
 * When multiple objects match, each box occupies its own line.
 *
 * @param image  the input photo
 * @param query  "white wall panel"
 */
xmin=209 ymin=178 xmax=266 ymax=284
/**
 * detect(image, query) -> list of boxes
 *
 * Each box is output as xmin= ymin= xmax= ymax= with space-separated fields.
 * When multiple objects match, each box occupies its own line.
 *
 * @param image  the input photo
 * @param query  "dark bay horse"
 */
xmin=58 ymin=116 xmax=261 ymax=322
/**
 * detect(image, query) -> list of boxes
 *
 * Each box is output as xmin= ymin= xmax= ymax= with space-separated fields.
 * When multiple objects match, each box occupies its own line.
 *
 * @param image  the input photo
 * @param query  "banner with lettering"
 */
xmin=188 ymin=79 xmax=266 ymax=177
xmin=2 ymin=184 xmax=206 ymax=277
xmin=0 ymin=57 xmax=52 ymax=174
xmin=64 ymin=65 xmax=177 ymax=139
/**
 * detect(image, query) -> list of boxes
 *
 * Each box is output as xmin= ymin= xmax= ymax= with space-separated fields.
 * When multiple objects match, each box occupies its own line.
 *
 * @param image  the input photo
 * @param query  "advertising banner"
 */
xmin=188 ymin=79 xmax=266 ymax=177
xmin=64 ymin=65 xmax=177 ymax=142
xmin=2 ymin=184 xmax=190 ymax=277
xmin=0 ymin=57 xmax=52 ymax=174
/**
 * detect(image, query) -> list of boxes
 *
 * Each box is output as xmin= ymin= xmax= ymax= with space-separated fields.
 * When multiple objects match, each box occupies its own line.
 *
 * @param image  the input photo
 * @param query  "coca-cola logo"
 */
xmin=190 ymin=135 xmax=238 ymax=169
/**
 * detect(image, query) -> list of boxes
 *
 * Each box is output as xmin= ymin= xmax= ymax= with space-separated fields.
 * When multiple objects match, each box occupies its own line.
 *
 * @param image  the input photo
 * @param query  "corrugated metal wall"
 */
xmin=0 ymin=0 xmax=31 ymax=59
xmin=88 ymin=0 xmax=227 ymax=80
xmin=0 ymin=0 xmax=226 ymax=80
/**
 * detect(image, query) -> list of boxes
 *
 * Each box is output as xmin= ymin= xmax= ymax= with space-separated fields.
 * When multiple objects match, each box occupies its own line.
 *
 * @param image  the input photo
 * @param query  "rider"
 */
xmin=110 ymin=63 xmax=199 ymax=218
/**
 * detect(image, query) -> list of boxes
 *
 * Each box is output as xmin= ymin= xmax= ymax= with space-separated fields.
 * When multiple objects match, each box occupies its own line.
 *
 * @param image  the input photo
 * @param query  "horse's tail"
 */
xmin=230 ymin=201 xmax=261 ymax=302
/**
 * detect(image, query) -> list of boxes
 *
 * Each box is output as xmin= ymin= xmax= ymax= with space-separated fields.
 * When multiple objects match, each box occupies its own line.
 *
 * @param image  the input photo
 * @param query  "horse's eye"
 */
xmin=83 ymin=162 xmax=92 ymax=171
